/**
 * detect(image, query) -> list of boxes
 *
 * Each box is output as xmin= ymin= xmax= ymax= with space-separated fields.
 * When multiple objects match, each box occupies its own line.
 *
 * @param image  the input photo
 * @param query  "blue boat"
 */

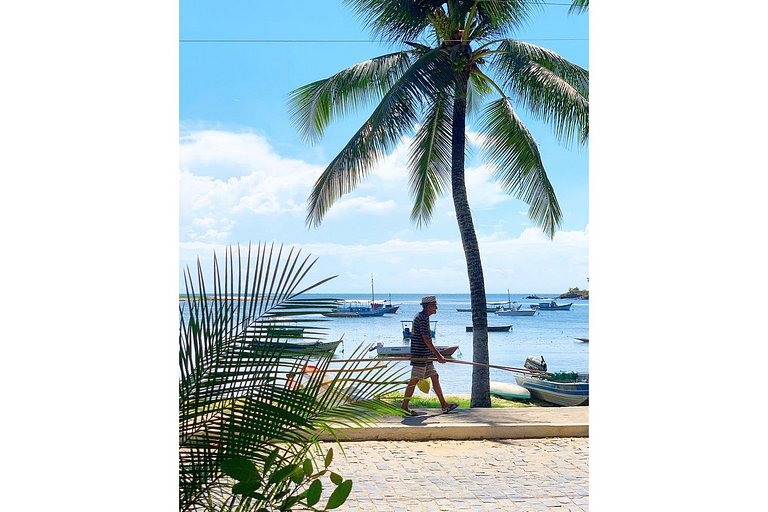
xmin=322 ymin=300 xmax=386 ymax=317
xmin=401 ymin=319 xmax=436 ymax=339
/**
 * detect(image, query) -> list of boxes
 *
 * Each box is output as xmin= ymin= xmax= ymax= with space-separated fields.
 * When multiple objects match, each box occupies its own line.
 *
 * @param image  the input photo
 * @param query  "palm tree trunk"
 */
xmin=451 ymin=69 xmax=491 ymax=408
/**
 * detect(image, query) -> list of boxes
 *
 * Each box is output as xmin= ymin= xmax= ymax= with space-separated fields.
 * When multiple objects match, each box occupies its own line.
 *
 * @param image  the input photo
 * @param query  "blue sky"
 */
xmin=179 ymin=1 xmax=590 ymax=294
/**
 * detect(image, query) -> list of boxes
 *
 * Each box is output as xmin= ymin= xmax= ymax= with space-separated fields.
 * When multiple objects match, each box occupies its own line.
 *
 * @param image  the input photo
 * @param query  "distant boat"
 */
xmin=496 ymin=301 xmax=537 ymax=317
xmin=321 ymin=300 xmax=386 ymax=318
xmin=456 ymin=301 xmax=507 ymax=313
xmin=371 ymin=342 xmax=459 ymax=358
xmin=369 ymin=274 xmax=400 ymax=313
xmin=490 ymin=381 xmax=531 ymax=401
xmin=574 ymin=337 xmax=589 ymax=343
xmin=401 ymin=319 xmax=437 ymax=339
xmin=465 ymin=325 xmax=512 ymax=332
xmin=531 ymin=301 xmax=573 ymax=311
xmin=252 ymin=339 xmax=341 ymax=355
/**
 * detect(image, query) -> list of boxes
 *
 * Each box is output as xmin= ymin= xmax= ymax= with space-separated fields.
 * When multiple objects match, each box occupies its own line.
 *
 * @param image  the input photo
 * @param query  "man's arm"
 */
xmin=422 ymin=333 xmax=446 ymax=363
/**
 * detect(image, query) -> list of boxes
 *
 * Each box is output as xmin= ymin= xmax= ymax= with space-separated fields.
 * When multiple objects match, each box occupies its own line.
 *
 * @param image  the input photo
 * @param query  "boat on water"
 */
xmin=371 ymin=341 xmax=459 ymax=357
xmin=574 ymin=337 xmax=589 ymax=343
xmin=490 ymin=381 xmax=531 ymax=401
xmin=321 ymin=300 xmax=386 ymax=318
xmin=252 ymin=339 xmax=341 ymax=354
xmin=456 ymin=301 xmax=507 ymax=313
xmin=369 ymin=274 xmax=400 ymax=314
xmin=514 ymin=356 xmax=588 ymax=406
xmin=496 ymin=302 xmax=537 ymax=317
xmin=465 ymin=325 xmax=512 ymax=332
xmin=402 ymin=319 xmax=437 ymax=339
xmin=530 ymin=301 xmax=573 ymax=311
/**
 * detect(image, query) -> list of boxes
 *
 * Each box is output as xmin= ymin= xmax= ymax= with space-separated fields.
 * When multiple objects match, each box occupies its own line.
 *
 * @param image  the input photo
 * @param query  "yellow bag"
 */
xmin=417 ymin=378 xmax=430 ymax=393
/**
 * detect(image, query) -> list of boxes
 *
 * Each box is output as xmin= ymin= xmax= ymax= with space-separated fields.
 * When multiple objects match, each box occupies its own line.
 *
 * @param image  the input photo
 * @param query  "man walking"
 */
xmin=400 ymin=295 xmax=458 ymax=415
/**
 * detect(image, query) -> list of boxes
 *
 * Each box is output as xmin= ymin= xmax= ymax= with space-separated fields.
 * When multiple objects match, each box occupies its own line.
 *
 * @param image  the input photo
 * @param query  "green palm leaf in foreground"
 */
xmin=290 ymin=1 xmax=588 ymax=407
xmin=180 ymin=242 xmax=407 ymax=511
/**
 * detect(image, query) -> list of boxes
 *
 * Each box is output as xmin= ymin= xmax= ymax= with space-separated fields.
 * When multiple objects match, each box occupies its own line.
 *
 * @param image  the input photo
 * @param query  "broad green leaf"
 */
xmin=269 ymin=464 xmax=298 ymax=485
xmin=302 ymin=458 xmax=313 ymax=476
xmin=329 ymin=471 xmax=343 ymax=485
xmin=306 ymin=479 xmax=323 ymax=507
xmin=326 ymin=479 xmax=353 ymax=510
xmin=324 ymin=447 xmax=334 ymax=468
xmin=232 ymin=479 xmax=261 ymax=495
xmin=289 ymin=465 xmax=305 ymax=484
xmin=221 ymin=456 xmax=258 ymax=482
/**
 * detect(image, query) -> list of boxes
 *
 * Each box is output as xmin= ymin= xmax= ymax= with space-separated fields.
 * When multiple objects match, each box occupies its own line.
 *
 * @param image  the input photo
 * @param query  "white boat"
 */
xmin=370 ymin=342 xmax=459 ymax=357
xmin=490 ymin=381 xmax=531 ymax=401
xmin=514 ymin=370 xmax=589 ymax=407
xmin=456 ymin=301 xmax=506 ymax=313
xmin=496 ymin=302 xmax=537 ymax=317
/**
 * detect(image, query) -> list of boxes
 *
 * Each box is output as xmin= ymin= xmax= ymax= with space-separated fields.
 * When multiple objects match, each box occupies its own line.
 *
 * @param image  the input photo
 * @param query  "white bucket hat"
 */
xmin=420 ymin=295 xmax=437 ymax=305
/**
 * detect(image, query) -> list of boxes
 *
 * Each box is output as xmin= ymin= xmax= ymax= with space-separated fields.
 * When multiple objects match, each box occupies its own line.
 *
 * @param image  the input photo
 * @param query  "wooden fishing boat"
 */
xmin=530 ymin=301 xmax=573 ymax=311
xmin=321 ymin=300 xmax=386 ymax=317
xmin=456 ymin=301 xmax=506 ymax=313
xmin=514 ymin=371 xmax=589 ymax=406
xmin=371 ymin=342 xmax=458 ymax=357
xmin=465 ymin=325 xmax=512 ymax=332
xmin=251 ymin=339 xmax=341 ymax=354
xmin=490 ymin=381 xmax=531 ymax=401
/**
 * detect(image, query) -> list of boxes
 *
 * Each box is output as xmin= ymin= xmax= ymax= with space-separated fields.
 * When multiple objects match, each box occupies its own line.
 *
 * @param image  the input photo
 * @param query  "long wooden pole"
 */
xmin=326 ymin=356 xmax=541 ymax=375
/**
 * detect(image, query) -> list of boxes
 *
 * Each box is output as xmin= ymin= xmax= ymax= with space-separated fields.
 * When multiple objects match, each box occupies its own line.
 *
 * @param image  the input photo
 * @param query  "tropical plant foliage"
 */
xmin=289 ymin=0 xmax=588 ymax=407
xmin=179 ymin=242 xmax=407 ymax=511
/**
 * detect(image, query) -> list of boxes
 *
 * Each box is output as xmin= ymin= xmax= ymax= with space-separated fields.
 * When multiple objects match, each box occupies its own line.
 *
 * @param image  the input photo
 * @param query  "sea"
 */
xmin=309 ymin=293 xmax=589 ymax=395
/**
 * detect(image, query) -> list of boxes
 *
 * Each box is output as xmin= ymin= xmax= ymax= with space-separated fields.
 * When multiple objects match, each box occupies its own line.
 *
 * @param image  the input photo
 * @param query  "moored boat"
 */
xmin=252 ymin=339 xmax=341 ymax=354
xmin=514 ymin=371 xmax=589 ymax=406
xmin=496 ymin=302 xmax=537 ymax=317
xmin=321 ymin=300 xmax=386 ymax=317
xmin=371 ymin=342 xmax=459 ymax=357
xmin=456 ymin=301 xmax=506 ymax=313
xmin=531 ymin=301 xmax=573 ymax=311
xmin=402 ymin=319 xmax=436 ymax=339
xmin=465 ymin=325 xmax=512 ymax=332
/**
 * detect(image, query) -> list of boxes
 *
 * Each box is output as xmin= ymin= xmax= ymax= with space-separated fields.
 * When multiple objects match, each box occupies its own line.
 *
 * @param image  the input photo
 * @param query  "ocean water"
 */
xmin=313 ymin=293 xmax=589 ymax=395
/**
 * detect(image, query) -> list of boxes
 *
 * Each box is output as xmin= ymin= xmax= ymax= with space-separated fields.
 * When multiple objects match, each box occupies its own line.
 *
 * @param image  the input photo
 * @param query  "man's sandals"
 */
xmin=442 ymin=403 xmax=459 ymax=414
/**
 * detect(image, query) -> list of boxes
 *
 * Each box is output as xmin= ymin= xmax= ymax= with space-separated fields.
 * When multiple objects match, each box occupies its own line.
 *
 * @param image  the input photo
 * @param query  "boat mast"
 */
xmin=371 ymin=273 xmax=375 ymax=302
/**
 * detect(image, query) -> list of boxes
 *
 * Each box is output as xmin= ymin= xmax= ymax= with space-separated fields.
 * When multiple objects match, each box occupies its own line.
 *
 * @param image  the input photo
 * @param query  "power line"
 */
xmin=180 ymin=38 xmax=587 ymax=43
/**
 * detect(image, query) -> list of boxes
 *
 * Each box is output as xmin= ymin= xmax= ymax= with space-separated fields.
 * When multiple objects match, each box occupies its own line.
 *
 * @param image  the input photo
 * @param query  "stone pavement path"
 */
xmin=320 ymin=437 xmax=588 ymax=511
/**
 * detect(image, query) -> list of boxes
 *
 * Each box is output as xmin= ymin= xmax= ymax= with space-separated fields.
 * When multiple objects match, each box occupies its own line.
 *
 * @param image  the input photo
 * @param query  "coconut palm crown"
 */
xmin=289 ymin=0 xmax=588 ymax=406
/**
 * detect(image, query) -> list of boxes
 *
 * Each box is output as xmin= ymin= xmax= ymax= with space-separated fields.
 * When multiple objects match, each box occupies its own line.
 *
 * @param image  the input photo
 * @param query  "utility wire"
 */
xmin=180 ymin=38 xmax=586 ymax=43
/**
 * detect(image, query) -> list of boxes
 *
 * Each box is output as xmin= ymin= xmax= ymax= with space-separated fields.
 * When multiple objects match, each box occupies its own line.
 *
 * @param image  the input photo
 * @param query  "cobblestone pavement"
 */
xmin=320 ymin=437 xmax=589 ymax=511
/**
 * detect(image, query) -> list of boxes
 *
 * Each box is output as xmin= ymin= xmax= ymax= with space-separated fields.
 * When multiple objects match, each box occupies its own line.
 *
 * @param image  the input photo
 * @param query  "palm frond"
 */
xmin=568 ymin=0 xmax=589 ymax=15
xmin=288 ymin=51 xmax=415 ymax=144
xmin=408 ymin=92 xmax=454 ymax=226
xmin=468 ymin=0 xmax=540 ymax=41
xmin=493 ymin=39 xmax=589 ymax=145
xmin=344 ymin=0 xmax=444 ymax=42
xmin=179 ymin=243 xmax=407 ymax=511
xmin=479 ymin=98 xmax=562 ymax=238
xmin=305 ymin=48 xmax=454 ymax=227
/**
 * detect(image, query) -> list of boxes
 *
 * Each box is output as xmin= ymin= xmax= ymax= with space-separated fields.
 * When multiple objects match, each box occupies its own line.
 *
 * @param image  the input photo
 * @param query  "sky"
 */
xmin=179 ymin=1 xmax=590 ymax=294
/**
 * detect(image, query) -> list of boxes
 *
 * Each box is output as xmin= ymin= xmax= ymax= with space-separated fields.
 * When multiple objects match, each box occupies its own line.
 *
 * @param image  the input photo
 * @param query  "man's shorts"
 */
xmin=410 ymin=363 xmax=438 ymax=381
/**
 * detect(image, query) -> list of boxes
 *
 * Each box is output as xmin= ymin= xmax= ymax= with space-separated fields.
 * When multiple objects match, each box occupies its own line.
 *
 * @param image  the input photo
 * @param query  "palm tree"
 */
xmin=289 ymin=0 xmax=588 ymax=407
xmin=179 ymin=242 xmax=407 ymax=511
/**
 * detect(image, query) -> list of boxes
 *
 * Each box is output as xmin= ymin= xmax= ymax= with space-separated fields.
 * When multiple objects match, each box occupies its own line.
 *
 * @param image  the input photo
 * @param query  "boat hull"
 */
xmin=375 ymin=345 xmax=458 ymax=357
xmin=490 ymin=381 xmax=531 ymax=401
xmin=514 ymin=373 xmax=589 ymax=406
xmin=496 ymin=309 xmax=536 ymax=317
xmin=465 ymin=325 xmax=512 ymax=332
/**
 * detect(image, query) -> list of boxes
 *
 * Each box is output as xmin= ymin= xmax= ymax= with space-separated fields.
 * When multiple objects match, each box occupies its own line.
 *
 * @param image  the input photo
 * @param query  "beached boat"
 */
xmin=490 ymin=381 xmax=531 ymax=401
xmin=465 ymin=325 xmax=512 ymax=332
xmin=371 ymin=342 xmax=459 ymax=357
xmin=514 ymin=372 xmax=588 ymax=406
xmin=530 ymin=301 xmax=573 ymax=311
xmin=401 ymin=320 xmax=437 ymax=339
xmin=321 ymin=300 xmax=386 ymax=318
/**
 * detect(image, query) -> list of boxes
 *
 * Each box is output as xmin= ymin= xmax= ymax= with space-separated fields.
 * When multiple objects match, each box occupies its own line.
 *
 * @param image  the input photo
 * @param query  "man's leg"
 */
xmin=401 ymin=377 xmax=418 ymax=411
xmin=430 ymin=373 xmax=448 ymax=409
